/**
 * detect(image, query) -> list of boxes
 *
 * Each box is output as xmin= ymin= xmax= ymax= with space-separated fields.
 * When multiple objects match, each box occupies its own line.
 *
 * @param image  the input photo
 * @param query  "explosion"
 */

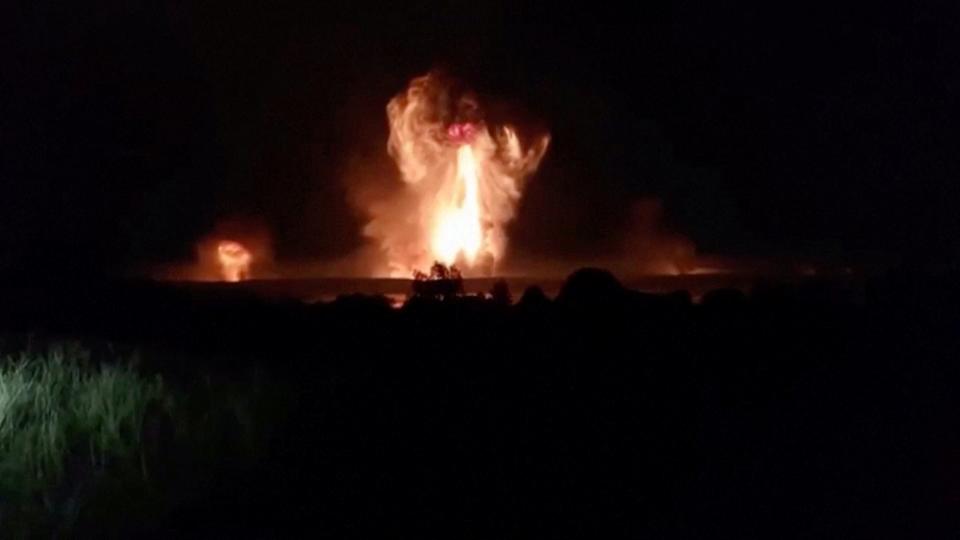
xmin=363 ymin=73 xmax=549 ymax=276
xmin=216 ymin=240 xmax=252 ymax=282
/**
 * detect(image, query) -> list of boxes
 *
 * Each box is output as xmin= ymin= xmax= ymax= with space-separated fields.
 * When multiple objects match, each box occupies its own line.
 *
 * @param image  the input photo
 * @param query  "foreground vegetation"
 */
xmin=0 ymin=344 xmax=163 ymax=493
xmin=0 ymin=341 xmax=277 ymax=538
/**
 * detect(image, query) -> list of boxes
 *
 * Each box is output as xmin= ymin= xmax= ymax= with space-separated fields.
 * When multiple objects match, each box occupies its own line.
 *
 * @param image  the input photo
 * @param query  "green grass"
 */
xmin=0 ymin=343 xmax=168 ymax=536
xmin=0 ymin=341 xmax=284 ymax=537
xmin=0 ymin=344 xmax=165 ymax=496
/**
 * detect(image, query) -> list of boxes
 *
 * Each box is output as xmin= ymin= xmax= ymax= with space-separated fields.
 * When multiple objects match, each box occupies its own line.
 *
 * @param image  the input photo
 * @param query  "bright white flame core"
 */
xmin=432 ymin=144 xmax=483 ymax=266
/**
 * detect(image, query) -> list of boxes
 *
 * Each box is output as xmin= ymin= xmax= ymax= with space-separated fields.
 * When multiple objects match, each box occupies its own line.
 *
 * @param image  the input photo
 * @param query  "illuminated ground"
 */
xmin=166 ymin=272 xmax=828 ymax=305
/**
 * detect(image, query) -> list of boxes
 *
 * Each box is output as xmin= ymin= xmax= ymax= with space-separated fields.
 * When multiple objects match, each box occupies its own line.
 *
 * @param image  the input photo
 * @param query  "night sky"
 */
xmin=5 ymin=2 xmax=958 ymax=275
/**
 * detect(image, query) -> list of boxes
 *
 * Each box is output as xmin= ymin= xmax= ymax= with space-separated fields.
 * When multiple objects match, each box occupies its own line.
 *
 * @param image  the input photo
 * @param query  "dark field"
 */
xmin=1 ymin=268 xmax=958 ymax=538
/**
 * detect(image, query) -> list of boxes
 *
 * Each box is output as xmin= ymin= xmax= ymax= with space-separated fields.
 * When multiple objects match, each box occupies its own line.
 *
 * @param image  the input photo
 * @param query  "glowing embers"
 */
xmin=217 ymin=240 xmax=252 ymax=282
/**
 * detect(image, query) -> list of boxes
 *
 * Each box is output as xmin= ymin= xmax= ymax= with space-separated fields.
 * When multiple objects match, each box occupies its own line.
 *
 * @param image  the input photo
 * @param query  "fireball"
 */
xmin=364 ymin=73 xmax=550 ymax=276
xmin=217 ymin=240 xmax=252 ymax=282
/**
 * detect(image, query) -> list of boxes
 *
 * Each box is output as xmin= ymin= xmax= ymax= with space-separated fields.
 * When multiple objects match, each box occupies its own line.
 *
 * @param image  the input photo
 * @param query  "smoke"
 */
xmin=616 ymin=198 xmax=697 ymax=275
xmin=496 ymin=198 xmax=698 ymax=278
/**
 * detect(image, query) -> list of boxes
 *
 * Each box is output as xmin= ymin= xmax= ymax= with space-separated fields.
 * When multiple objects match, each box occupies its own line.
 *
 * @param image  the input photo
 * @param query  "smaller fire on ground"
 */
xmin=217 ymin=240 xmax=252 ymax=282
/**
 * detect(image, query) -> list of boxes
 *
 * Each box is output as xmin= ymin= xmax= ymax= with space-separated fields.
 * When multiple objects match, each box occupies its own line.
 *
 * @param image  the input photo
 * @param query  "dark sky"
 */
xmin=4 ymin=2 xmax=958 ymax=274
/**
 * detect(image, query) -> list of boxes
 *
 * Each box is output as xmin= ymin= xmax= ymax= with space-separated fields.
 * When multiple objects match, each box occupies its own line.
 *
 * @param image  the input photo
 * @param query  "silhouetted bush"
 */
xmin=490 ymin=279 xmax=512 ymax=306
xmin=555 ymin=267 xmax=625 ymax=308
xmin=517 ymin=285 xmax=551 ymax=311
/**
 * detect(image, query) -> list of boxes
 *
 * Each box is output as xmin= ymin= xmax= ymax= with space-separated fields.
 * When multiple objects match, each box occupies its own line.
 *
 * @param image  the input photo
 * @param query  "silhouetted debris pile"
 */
xmin=411 ymin=262 xmax=465 ymax=299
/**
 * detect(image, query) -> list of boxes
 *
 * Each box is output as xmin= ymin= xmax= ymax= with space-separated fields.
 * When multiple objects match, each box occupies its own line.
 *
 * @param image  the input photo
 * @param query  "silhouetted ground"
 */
xmin=154 ymin=273 xmax=785 ymax=304
xmin=0 ymin=268 xmax=957 ymax=538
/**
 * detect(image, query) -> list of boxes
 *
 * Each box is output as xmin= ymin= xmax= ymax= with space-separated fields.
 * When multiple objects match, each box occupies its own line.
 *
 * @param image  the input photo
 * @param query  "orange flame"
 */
xmin=367 ymin=73 xmax=549 ymax=276
xmin=217 ymin=240 xmax=252 ymax=282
